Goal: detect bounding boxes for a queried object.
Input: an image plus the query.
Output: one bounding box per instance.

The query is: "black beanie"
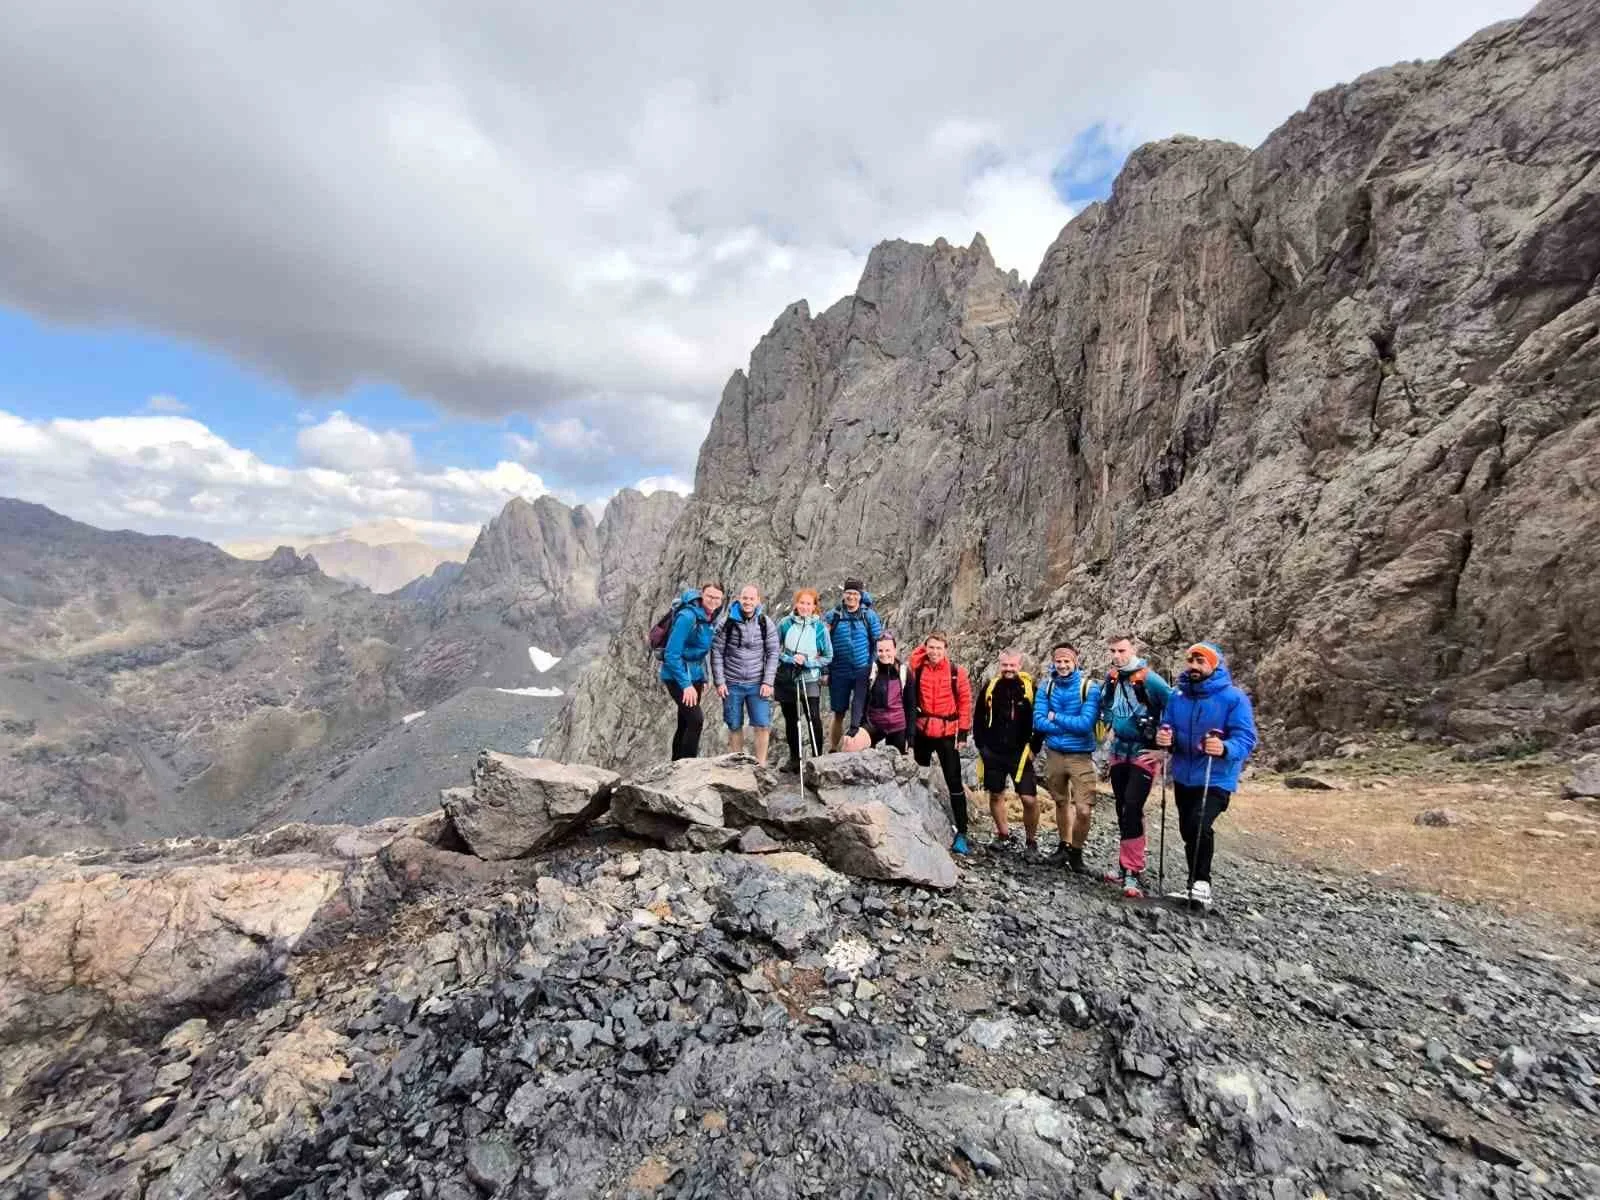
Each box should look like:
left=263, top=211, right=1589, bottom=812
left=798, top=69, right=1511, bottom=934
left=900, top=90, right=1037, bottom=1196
left=843, top=578, right=865, bottom=593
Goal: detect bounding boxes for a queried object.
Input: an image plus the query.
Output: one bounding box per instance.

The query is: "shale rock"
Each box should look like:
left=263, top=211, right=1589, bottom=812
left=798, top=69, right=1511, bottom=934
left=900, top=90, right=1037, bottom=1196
left=803, top=750, right=958, bottom=889
left=443, top=752, right=617, bottom=860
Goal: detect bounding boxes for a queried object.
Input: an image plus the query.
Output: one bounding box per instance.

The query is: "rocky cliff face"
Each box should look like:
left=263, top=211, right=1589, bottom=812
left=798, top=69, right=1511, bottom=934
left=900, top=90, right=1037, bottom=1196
left=550, top=0, right=1600, bottom=769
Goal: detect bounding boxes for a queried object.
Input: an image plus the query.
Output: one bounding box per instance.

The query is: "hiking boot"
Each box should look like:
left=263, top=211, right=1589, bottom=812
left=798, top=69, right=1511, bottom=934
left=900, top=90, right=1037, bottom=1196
left=1023, top=839, right=1040, bottom=861
left=951, top=834, right=972, bottom=856
left=779, top=759, right=800, bottom=775
left=1188, top=880, right=1213, bottom=906
left=989, top=830, right=1017, bottom=853
left=1046, top=842, right=1071, bottom=866
left=1121, top=871, right=1145, bottom=899
left=1066, top=846, right=1087, bottom=875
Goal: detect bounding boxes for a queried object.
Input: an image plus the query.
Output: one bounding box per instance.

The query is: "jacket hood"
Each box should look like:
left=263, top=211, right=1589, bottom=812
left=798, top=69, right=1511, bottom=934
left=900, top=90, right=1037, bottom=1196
left=729, top=603, right=766, bottom=621
left=834, top=591, right=875, bottom=612
left=1180, top=655, right=1235, bottom=697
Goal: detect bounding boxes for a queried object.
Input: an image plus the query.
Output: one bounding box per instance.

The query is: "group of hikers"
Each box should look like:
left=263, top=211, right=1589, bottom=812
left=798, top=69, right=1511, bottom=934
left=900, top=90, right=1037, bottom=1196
left=653, top=579, right=1258, bottom=903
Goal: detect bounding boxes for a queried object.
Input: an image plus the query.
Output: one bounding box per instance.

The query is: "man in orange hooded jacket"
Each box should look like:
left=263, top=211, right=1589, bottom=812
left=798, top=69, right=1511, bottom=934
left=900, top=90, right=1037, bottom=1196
left=909, top=632, right=974, bottom=855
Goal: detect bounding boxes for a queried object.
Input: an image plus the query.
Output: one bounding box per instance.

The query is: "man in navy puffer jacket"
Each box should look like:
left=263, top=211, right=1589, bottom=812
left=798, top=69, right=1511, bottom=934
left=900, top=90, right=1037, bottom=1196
left=1155, top=642, right=1258, bottom=905
left=824, top=579, right=883, bottom=750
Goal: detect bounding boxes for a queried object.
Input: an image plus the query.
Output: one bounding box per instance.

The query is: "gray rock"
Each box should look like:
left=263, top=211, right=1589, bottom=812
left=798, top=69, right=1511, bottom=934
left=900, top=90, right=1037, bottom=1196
left=443, top=752, right=617, bottom=860
left=965, top=1017, right=1017, bottom=1051
left=1564, top=755, right=1600, bottom=799
left=801, top=749, right=959, bottom=889
left=736, top=825, right=783, bottom=854
left=1283, top=775, right=1337, bottom=791
left=611, top=755, right=772, bottom=849
left=464, top=1135, right=521, bottom=1194
left=1414, top=808, right=1467, bottom=827
left=446, top=1046, right=483, bottom=1095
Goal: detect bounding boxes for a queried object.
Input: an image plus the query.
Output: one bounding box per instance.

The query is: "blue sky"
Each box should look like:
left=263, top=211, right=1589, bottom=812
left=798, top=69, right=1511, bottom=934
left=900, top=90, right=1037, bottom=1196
left=0, top=0, right=1526, bottom=545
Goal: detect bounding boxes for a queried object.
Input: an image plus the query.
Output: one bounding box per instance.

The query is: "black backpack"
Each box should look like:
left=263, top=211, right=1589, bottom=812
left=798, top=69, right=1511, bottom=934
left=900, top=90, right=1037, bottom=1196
left=719, top=612, right=771, bottom=650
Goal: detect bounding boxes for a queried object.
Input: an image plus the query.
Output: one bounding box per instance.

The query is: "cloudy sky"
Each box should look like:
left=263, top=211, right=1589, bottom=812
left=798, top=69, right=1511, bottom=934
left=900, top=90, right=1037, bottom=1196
left=1, top=0, right=1525, bottom=545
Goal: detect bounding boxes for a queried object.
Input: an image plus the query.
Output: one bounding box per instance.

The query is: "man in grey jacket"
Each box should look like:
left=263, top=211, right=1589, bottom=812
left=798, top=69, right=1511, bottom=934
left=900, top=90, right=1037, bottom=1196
left=710, top=583, right=781, bottom=765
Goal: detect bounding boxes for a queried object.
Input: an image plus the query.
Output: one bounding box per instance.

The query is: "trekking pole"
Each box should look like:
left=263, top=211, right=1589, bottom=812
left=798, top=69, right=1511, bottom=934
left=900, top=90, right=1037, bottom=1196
left=1157, top=725, right=1172, bottom=898
left=795, top=676, right=809, bottom=792
left=1187, top=728, right=1224, bottom=910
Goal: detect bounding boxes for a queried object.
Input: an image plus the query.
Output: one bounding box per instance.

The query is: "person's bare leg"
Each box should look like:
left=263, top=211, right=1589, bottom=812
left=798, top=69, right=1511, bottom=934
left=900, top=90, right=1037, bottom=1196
left=753, top=727, right=770, bottom=766
left=989, top=792, right=1009, bottom=838
left=727, top=729, right=744, bottom=755
left=1022, top=796, right=1040, bottom=845
left=1056, top=796, right=1075, bottom=845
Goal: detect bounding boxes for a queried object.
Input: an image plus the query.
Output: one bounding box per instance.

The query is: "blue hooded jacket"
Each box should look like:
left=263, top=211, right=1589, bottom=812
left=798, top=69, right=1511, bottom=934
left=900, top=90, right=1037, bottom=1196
left=1032, top=669, right=1102, bottom=754
left=1100, top=658, right=1174, bottom=756
left=659, top=589, right=721, bottom=689
left=825, top=594, right=884, bottom=677
left=1164, top=648, right=1258, bottom=792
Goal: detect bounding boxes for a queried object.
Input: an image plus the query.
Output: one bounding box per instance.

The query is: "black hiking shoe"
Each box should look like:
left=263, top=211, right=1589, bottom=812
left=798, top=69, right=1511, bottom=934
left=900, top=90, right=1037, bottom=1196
left=779, top=759, right=800, bottom=775
left=989, top=830, right=1018, bottom=853
left=1067, top=846, right=1087, bottom=875
left=1046, top=842, right=1071, bottom=866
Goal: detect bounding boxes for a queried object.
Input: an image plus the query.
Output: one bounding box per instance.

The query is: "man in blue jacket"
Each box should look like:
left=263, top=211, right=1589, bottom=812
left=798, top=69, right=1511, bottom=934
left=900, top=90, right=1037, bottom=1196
left=824, top=579, right=883, bottom=751
left=1033, top=642, right=1102, bottom=875
left=660, top=582, right=725, bottom=760
left=1155, top=641, right=1258, bottom=906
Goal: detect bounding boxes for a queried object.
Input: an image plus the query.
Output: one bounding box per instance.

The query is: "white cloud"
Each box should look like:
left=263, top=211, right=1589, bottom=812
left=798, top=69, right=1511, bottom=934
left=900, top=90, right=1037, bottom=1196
left=144, top=393, right=189, bottom=413
left=633, top=475, right=693, bottom=497
left=297, top=410, right=417, bottom=471
left=535, top=416, right=611, bottom=458
left=0, top=408, right=549, bottom=543
left=0, top=0, right=1528, bottom=490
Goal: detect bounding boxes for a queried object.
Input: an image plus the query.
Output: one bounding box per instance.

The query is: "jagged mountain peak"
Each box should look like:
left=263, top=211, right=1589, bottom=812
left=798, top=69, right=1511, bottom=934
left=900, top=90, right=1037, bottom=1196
left=550, top=0, right=1600, bottom=769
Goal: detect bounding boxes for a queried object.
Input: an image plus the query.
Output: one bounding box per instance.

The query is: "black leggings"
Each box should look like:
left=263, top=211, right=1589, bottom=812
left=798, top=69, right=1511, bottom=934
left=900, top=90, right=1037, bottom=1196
left=1109, top=761, right=1156, bottom=841
left=1173, top=782, right=1232, bottom=883
left=664, top=681, right=704, bottom=761
left=914, top=733, right=968, bottom=835
left=868, top=726, right=909, bottom=753
left=779, top=689, right=824, bottom=761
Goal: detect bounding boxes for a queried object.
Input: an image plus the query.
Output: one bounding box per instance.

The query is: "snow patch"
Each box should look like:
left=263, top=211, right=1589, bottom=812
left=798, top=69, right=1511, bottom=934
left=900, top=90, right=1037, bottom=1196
left=497, top=686, right=564, bottom=698
left=527, top=646, right=561, bottom=673
left=402, top=710, right=427, bottom=724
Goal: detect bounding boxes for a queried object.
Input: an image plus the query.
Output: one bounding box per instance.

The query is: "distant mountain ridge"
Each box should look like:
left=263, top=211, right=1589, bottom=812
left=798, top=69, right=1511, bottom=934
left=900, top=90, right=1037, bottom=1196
left=0, top=487, right=688, bottom=856
left=223, top=517, right=476, bottom=594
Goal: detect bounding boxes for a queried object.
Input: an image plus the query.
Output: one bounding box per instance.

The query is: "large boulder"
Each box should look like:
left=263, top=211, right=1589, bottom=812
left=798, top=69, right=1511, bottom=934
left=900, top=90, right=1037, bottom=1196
left=612, top=755, right=773, bottom=850
left=803, top=749, right=959, bottom=889
left=444, top=752, right=618, bottom=860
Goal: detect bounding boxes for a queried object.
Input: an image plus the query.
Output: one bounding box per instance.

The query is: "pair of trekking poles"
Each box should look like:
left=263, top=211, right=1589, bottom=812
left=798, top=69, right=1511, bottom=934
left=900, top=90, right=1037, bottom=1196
left=1156, top=722, right=1224, bottom=911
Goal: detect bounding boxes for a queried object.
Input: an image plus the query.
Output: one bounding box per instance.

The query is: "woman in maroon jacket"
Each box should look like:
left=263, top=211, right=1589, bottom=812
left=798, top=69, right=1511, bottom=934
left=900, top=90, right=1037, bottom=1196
left=909, top=632, right=974, bottom=854
left=846, top=634, right=918, bottom=751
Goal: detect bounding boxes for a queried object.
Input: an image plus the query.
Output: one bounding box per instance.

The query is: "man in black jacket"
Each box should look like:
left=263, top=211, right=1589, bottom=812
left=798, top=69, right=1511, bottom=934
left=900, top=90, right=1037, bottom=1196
left=974, top=649, right=1042, bottom=855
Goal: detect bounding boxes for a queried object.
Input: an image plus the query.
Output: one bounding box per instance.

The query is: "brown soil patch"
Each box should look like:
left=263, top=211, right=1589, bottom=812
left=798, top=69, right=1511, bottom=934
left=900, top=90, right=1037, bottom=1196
left=1226, top=751, right=1599, bottom=930
left=977, top=748, right=1600, bottom=932
left=624, top=1156, right=673, bottom=1192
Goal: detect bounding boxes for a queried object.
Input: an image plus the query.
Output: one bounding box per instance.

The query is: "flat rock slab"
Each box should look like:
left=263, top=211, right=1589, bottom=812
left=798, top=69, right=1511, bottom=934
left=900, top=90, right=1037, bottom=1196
left=445, top=752, right=618, bottom=860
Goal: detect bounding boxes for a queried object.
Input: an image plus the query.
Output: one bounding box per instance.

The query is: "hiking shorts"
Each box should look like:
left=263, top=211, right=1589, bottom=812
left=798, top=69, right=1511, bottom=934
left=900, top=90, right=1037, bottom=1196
left=827, top=670, right=861, bottom=715
left=979, top=747, right=1038, bottom=797
left=722, top=681, right=771, bottom=730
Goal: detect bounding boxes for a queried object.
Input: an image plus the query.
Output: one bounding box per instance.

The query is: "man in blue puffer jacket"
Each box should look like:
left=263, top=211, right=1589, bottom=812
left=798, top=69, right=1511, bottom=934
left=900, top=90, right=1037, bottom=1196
left=1032, top=642, right=1102, bottom=875
left=824, top=578, right=883, bottom=751
left=1155, top=641, right=1258, bottom=905
left=660, top=582, right=725, bottom=760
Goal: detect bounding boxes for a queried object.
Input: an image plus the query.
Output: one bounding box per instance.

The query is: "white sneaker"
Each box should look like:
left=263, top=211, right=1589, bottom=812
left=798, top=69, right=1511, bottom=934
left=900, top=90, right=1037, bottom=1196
left=1189, top=880, right=1213, bottom=905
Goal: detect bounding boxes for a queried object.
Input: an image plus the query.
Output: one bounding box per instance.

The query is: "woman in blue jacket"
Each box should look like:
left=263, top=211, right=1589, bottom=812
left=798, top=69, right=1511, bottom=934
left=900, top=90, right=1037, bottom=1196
left=659, top=583, right=725, bottom=760
left=1155, top=642, right=1258, bottom=905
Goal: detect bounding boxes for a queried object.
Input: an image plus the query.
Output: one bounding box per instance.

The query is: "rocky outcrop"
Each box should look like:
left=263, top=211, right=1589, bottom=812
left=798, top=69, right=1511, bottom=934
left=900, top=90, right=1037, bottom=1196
left=550, top=0, right=1600, bottom=769
left=442, top=751, right=618, bottom=859
left=610, top=751, right=958, bottom=887
left=0, top=813, right=471, bottom=1042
